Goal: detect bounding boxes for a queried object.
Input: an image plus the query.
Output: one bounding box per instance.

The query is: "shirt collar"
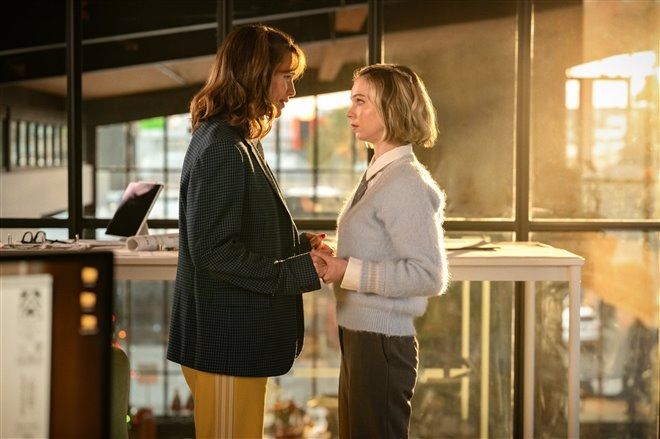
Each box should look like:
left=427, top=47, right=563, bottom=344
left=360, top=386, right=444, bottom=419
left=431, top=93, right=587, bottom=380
left=366, top=144, right=413, bottom=180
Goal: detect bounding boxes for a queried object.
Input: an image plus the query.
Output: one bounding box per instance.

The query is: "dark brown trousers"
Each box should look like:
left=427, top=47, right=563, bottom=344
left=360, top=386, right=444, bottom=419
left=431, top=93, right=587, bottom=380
left=338, top=326, right=419, bottom=439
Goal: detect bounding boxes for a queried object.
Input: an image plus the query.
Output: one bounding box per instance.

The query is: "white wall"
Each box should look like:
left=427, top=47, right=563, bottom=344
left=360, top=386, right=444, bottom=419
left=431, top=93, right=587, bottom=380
left=0, top=164, right=93, bottom=217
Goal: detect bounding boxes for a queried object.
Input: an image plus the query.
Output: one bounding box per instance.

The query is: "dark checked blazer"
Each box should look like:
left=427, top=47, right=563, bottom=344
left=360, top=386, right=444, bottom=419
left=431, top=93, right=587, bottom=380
left=167, top=117, right=321, bottom=377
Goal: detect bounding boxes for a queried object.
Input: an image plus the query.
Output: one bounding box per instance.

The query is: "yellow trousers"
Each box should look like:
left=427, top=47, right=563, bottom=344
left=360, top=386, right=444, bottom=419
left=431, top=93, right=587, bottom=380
left=182, top=366, right=267, bottom=438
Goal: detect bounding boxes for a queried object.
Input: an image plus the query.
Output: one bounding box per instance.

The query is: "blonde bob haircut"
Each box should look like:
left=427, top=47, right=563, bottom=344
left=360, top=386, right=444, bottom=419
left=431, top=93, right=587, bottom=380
left=190, top=25, right=306, bottom=138
left=354, top=64, right=438, bottom=148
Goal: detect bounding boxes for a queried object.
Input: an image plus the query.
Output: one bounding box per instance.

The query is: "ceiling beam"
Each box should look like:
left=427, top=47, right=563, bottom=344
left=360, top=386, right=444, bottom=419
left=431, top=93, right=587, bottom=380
left=1, top=8, right=367, bottom=85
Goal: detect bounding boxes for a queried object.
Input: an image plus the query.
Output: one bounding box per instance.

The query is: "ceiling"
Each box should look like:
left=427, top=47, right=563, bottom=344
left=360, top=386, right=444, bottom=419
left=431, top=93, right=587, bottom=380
left=0, top=0, right=533, bottom=101
left=1, top=0, right=369, bottom=99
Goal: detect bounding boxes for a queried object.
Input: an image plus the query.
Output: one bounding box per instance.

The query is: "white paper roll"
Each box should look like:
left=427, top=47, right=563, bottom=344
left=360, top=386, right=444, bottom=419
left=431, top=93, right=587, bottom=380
left=126, top=233, right=179, bottom=251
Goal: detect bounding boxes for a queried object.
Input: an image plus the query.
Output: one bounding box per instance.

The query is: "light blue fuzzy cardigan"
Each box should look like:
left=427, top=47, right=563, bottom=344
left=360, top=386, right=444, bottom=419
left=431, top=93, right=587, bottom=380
left=333, top=154, right=449, bottom=336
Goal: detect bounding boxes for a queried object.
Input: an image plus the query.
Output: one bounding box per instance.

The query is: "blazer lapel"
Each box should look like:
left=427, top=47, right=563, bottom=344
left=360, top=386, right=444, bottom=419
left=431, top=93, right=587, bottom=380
left=241, top=138, right=296, bottom=221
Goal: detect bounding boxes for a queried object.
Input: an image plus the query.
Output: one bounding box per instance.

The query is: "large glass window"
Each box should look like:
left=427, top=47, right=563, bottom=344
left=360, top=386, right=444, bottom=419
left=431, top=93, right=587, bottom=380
left=531, top=231, right=659, bottom=438
left=94, top=115, right=188, bottom=223
left=0, top=117, right=69, bottom=218
left=384, top=2, right=518, bottom=220
left=531, top=1, right=659, bottom=220
left=263, top=91, right=366, bottom=218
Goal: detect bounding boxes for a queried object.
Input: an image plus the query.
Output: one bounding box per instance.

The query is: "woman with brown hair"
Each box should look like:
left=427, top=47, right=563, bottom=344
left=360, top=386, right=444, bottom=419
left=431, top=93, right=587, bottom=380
left=167, top=24, right=329, bottom=438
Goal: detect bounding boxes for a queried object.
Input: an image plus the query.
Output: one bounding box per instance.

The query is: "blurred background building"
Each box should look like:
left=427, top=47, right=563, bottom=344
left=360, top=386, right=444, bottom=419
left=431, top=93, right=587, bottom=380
left=1, top=1, right=658, bottom=438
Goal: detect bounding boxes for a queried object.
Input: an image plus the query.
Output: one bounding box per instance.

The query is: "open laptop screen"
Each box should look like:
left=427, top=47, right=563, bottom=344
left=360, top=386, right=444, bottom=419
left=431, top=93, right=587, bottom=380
left=105, top=181, right=163, bottom=238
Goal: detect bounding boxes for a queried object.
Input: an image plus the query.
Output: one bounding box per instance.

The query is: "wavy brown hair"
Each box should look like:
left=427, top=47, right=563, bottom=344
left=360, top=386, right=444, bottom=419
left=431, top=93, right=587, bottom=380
left=354, top=64, right=438, bottom=148
left=190, top=25, right=306, bottom=138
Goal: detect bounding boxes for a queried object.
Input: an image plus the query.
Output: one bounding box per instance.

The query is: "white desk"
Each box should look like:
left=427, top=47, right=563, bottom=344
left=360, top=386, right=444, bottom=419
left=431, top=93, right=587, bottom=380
left=447, top=242, right=584, bottom=439
left=113, top=242, right=584, bottom=439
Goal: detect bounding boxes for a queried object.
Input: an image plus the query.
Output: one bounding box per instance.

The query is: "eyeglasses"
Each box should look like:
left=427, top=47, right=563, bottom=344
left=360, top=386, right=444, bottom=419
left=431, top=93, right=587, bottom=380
left=20, top=231, right=68, bottom=245
left=21, top=231, right=47, bottom=244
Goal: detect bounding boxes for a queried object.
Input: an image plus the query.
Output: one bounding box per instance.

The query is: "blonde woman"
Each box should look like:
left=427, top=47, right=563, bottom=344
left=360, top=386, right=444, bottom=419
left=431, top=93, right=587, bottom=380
left=167, top=25, right=329, bottom=438
left=313, top=64, right=449, bottom=438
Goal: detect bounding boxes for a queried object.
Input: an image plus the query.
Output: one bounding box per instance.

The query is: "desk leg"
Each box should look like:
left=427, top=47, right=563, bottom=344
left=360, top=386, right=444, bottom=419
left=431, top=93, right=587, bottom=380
left=568, top=267, right=581, bottom=438
left=480, top=281, right=491, bottom=438
left=461, top=281, right=470, bottom=422
left=523, top=281, right=535, bottom=439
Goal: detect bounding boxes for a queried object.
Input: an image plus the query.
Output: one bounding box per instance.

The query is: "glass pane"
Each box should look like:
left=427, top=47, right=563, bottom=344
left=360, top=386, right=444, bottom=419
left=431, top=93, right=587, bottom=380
left=1, top=122, right=69, bottom=217
left=97, top=124, right=127, bottom=167
left=113, top=281, right=130, bottom=352
left=36, top=123, right=45, bottom=167
left=165, top=114, right=190, bottom=169
left=164, top=170, right=181, bottom=220
left=259, top=30, right=368, bottom=222
left=18, top=121, right=27, bottom=167
left=53, top=126, right=62, bottom=166
left=60, top=125, right=67, bottom=166
left=532, top=231, right=659, bottom=438
left=134, top=117, right=165, bottom=169
left=279, top=171, right=314, bottom=217
left=317, top=171, right=362, bottom=217
left=27, top=122, right=36, bottom=167
left=415, top=280, right=515, bottom=439
left=317, top=91, right=363, bottom=171
left=267, top=96, right=316, bottom=172
left=127, top=281, right=167, bottom=416
left=95, top=170, right=128, bottom=218
left=265, top=284, right=340, bottom=436
left=94, top=119, right=177, bottom=220
left=0, top=118, right=4, bottom=168
left=44, top=125, right=53, bottom=166
left=384, top=2, right=517, bottom=220
left=531, top=1, right=659, bottom=219
left=417, top=232, right=515, bottom=438
left=9, top=120, right=17, bottom=167
left=263, top=91, right=367, bottom=220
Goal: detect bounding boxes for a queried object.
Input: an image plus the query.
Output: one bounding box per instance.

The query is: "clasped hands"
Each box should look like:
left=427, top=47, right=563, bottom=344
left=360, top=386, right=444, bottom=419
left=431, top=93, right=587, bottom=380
left=304, top=232, right=347, bottom=284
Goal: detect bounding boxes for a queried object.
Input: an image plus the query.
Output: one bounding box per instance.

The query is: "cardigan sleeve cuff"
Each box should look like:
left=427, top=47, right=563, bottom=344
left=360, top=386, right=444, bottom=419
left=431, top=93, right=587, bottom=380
left=359, top=260, right=384, bottom=294
left=340, top=257, right=362, bottom=291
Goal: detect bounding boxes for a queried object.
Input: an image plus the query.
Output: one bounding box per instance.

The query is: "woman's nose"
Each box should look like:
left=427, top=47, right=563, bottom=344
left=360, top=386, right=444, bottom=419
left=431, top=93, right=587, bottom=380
left=288, top=82, right=296, bottom=97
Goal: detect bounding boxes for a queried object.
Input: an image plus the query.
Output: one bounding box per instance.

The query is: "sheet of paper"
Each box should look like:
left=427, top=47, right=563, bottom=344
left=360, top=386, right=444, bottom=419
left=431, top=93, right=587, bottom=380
left=1, top=274, right=53, bottom=439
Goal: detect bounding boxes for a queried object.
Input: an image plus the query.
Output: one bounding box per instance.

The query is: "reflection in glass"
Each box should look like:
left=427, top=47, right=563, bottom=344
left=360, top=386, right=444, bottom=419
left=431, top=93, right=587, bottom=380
left=262, top=91, right=365, bottom=219
left=532, top=231, right=659, bottom=438
left=532, top=1, right=659, bottom=220
left=384, top=2, right=517, bottom=220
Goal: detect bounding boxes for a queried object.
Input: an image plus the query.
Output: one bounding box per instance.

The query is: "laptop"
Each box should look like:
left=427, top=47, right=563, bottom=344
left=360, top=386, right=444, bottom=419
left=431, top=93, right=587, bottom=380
left=78, top=181, right=164, bottom=247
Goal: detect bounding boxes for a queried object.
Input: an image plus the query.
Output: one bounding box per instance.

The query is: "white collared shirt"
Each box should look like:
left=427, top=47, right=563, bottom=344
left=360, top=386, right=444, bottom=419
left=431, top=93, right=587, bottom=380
left=340, top=144, right=413, bottom=291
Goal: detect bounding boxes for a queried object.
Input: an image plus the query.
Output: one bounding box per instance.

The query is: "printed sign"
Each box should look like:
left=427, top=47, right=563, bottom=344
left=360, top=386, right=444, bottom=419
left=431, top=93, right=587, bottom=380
left=1, top=274, right=53, bottom=438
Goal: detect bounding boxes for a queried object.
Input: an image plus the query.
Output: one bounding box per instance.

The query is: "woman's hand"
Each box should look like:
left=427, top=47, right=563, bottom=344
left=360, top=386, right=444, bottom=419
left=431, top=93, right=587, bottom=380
left=305, top=232, right=335, bottom=256
left=311, top=249, right=328, bottom=279
left=311, top=250, right=347, bottom=284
